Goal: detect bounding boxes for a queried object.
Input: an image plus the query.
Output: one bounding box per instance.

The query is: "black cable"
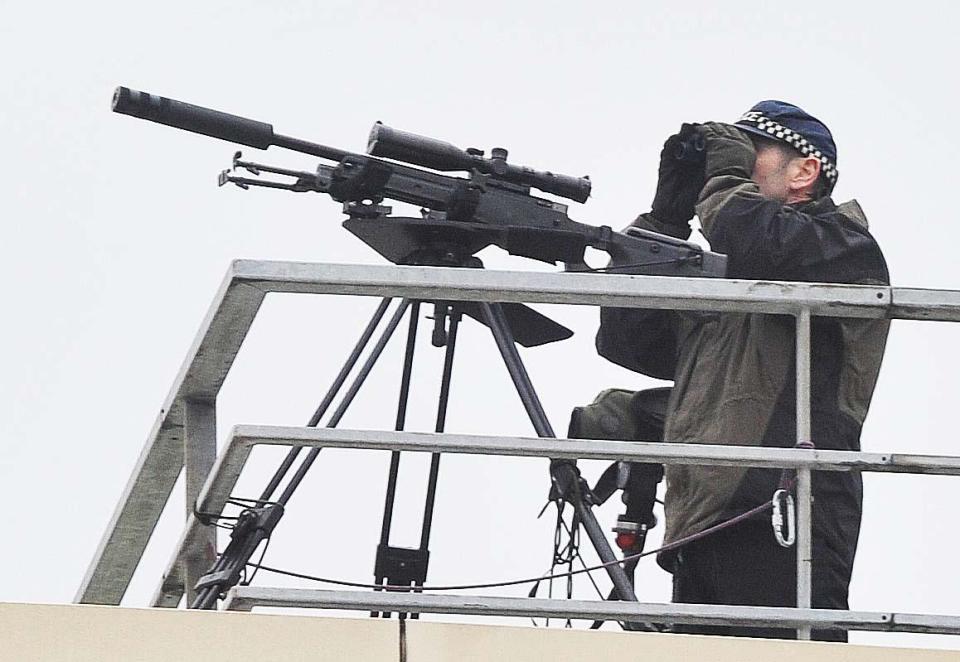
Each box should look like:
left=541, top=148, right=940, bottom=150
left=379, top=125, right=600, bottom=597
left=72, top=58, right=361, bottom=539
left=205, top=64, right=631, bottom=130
left=195, top=496, right=282, bottom=528
left=229, top=497, right=281, bottom=506
left=243, top=536, right=272, bottom=586
left=567, top=256, right=702, bottom=274
left=565, top=512, right=576, bottom=615
left=197, top=514, right=236, bottom=528
left=558, top=517, right=606, bottom=602
left=245, top=500, right=772, bottom=593
left=532, top=508, right=610, bottom=628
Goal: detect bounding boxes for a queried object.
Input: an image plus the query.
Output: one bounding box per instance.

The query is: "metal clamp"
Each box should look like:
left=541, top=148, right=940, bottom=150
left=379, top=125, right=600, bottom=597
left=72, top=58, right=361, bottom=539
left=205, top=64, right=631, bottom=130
left=771, top=488, right=796, bottom=547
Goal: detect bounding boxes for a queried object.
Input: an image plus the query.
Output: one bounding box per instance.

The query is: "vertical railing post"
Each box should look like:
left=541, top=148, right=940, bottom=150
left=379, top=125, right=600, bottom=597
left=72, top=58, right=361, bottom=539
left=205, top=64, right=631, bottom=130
left=795, top=308, right=813, bottom=640
left=184, top=398, right=218, bottom=607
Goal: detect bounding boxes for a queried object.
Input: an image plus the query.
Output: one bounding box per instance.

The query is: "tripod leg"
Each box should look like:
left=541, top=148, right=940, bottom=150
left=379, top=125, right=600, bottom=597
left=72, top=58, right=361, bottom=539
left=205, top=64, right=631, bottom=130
left=480, top=302, right=554, bottom=436
left=276, top=299, right=413, bottom=505
left=374, top=302, right=421, bottom=617
left=479, top=302, right=645, bottom=625
left=378, top=301, right=421, bottom=550
left=420, top=306, right=461, bottom=549
left=374, top=304, right=461, bottom=619
left=259, top=298, right=394, bottom=503
left=409, top=305, right=462, bottom=618
left=591, top=557, right=640, bottom=630
left=189, top=300, right=411, bottom=610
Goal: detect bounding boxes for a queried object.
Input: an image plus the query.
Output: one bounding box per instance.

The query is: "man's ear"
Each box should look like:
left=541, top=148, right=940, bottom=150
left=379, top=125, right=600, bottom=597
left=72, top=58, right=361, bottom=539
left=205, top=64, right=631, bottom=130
left=790, top=156, right=821, bottom=192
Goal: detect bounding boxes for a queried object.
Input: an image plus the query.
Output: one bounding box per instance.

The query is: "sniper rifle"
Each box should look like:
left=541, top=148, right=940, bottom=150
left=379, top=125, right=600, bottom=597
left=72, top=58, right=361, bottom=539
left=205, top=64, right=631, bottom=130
left=111, top=86, right=725, bottom=278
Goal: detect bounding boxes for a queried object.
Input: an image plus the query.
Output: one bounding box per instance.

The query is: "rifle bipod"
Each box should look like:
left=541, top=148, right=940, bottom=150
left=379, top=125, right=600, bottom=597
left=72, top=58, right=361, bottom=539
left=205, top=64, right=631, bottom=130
left=188, top=272, right=646, bottom=628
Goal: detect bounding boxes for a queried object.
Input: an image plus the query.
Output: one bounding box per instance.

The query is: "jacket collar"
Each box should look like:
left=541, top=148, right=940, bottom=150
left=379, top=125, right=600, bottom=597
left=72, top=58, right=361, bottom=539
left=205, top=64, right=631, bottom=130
left=792, top=196, right=836, bottom=214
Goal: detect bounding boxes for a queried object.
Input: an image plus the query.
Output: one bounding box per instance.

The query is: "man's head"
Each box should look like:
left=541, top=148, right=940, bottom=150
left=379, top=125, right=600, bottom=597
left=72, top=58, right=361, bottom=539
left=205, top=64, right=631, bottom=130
left=734, top=100, right=838, bottom=204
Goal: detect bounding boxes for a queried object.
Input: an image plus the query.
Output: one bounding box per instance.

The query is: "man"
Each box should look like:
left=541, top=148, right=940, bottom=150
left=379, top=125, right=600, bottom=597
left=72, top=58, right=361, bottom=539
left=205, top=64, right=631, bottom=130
left=596, top=101, right=890, bottom=640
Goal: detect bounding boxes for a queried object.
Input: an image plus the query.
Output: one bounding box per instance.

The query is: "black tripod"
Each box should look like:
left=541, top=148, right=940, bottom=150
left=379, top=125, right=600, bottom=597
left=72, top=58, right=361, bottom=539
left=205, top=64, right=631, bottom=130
left=190, top=247, right=641, bottom=623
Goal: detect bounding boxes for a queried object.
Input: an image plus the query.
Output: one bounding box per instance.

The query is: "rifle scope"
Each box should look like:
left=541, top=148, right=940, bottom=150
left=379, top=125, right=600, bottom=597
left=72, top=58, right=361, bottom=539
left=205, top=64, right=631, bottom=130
left=367, top=122, right=591, bottom=203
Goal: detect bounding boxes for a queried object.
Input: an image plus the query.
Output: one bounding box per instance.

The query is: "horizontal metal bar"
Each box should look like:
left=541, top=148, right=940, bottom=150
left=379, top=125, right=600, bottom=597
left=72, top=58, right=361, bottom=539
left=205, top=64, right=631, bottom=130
left=233, top=260, right=894, bottom=318
left=229, top=425, right=960, bottom=475
left=221, top=587, right=960, bottom=636
left=890, top=287, right=960, bottom=321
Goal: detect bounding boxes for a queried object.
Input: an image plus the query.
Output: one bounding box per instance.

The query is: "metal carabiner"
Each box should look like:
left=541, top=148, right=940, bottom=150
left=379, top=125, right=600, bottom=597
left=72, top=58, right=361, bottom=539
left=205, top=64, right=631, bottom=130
left=771, top=488, right=796, bottom=548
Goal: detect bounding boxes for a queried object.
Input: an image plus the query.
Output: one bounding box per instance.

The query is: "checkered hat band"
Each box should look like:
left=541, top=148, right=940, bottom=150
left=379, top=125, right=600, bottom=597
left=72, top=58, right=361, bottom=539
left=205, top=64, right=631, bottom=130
left=738, top=112, right=838, bottom=182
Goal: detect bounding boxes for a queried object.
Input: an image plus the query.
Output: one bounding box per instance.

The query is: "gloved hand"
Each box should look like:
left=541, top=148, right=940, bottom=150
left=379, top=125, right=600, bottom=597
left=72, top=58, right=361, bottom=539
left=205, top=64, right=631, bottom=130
left=699, top=121, right=756, bottom=180
left=650, top=123, right=705, bottom=228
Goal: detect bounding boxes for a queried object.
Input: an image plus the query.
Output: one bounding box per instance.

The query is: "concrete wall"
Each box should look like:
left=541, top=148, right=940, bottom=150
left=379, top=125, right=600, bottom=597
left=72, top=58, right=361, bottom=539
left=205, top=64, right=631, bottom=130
left=3, top=602, right=957, bottom=662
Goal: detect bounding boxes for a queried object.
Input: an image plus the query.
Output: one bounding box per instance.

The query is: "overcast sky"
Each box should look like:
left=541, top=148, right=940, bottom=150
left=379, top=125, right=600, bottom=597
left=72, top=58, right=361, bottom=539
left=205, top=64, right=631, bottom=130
left=3, top=0, right=960, bottom=651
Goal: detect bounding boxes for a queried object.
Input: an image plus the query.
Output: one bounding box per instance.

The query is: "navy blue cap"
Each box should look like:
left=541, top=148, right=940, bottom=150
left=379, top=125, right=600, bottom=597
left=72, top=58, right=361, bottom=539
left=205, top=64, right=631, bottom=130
left=735, top=100, right=838, bottom=187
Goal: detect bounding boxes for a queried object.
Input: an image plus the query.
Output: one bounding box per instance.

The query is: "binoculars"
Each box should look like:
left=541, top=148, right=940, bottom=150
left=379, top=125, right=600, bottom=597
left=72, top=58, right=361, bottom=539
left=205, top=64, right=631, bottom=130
left=674, top=131, right=706, bottom=164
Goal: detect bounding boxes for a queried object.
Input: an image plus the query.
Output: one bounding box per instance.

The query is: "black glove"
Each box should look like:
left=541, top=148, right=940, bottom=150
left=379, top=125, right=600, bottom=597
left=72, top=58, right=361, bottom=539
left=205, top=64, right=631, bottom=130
left=650, top=123, right=706, bottom=227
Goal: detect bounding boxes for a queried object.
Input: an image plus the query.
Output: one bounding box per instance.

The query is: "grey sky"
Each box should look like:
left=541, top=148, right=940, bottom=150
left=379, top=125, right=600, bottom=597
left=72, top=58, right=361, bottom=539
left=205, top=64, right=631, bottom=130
left=2, top=0, right=959, bottom=650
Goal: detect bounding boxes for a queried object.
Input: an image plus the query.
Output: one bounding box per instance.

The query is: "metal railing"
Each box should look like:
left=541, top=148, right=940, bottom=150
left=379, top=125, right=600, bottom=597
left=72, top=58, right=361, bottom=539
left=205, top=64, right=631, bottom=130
left=75, top=260, right=960, bottom=640
left=206, top=427, right=960, bottom=636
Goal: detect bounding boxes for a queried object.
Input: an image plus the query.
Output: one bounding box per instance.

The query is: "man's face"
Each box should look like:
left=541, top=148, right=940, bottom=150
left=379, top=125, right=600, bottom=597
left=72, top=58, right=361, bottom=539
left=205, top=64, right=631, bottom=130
left=751, top=142, right=794, bottom=202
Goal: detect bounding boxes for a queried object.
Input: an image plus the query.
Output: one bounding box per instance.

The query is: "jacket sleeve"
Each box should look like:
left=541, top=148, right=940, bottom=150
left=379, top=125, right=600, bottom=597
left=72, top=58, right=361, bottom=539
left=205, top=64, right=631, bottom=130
left=595, top=212, right=681, bottom=380
left=695, top=126, right=888, bottom=284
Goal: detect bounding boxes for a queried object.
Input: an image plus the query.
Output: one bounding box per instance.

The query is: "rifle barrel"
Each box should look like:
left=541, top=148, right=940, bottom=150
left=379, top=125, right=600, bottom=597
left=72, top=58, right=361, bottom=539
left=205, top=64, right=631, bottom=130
left=112, top=87, right=350, bottom=161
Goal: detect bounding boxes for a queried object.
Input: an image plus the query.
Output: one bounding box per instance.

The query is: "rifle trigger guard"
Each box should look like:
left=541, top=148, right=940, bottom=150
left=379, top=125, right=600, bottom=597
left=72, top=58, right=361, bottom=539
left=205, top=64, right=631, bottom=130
left=597, top=225, right=613, bottom=251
